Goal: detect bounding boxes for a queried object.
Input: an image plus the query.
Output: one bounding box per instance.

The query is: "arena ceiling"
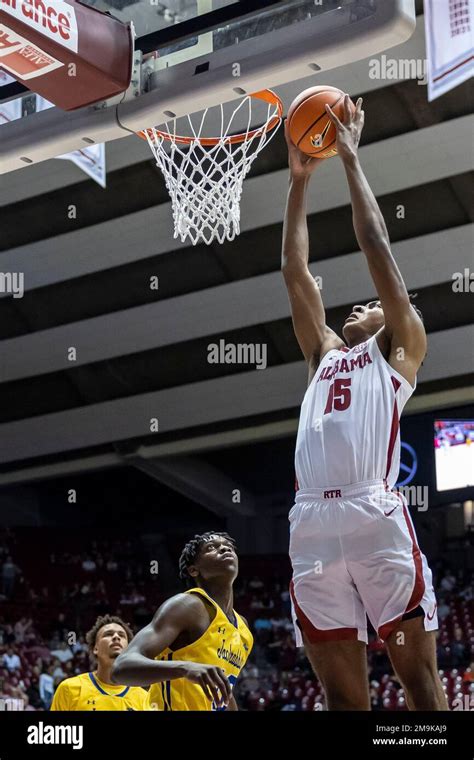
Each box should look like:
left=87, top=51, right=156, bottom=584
left=0, top=3, right=472, bottom=504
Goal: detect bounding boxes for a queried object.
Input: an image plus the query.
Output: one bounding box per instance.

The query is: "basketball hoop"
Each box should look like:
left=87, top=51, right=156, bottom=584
left=137, top=90, right=283, bottom=246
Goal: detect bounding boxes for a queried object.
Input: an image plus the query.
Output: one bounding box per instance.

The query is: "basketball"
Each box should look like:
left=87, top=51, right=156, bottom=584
left=287, top=85, right=355, bottom=158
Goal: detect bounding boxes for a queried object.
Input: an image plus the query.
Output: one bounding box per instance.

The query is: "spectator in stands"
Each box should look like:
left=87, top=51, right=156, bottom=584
left=52, top=658, right=66, bottom=681
left=237, top=665, right=260, bottom=696
left=71, top=635, right=87, bottom=656
left=451, top=627, right=467, bottom=667
left=370, top=682, right=383, bottom=710
left=254, top=615, right=272, bottom=633
left=248, top=576, right=264, bottom=592
left=279, top=634, right=297, bottom=670
left=1, top=555, right=20, bottom=599
left=13, top=617, right=33, bottom=644
left=50, top=641, right=74, bottom=664
left=462, top=662, right=473, bottom=683
left=68, top=583, right=80, bottom=601
left=25, top=583, right=39, bottom=605
left=38, top=587, right=50, bottom=605
left=39, top=665, right=55, bottom=709
left=106, top=555, right=118, bottom=572
left=81, top=555, right=97, bottom=573
left=95, top=579, right=108, bottom=598
left=440, top=571, right=456, bottom=592
left=26, top=675, right=43, bottom=710
left=2, top=646, right=21, bottom=672
left=0, top=623, right=15, bottom=646
left=119, top=584, right=145, bottom=606
left=281, top=701, right=298, bottom=711
left=280, top=587, right=291, bottom=615
left=250, top=595, right=264, bottom=611
left=261, top=595, right=275, bottom=611
left=460, top=577, right=473, bottom=601
left=437, top=599, right=450, bottom=620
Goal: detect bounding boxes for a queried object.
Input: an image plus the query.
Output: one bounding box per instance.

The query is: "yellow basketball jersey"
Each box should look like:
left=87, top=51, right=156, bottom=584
left=147, top=588, right=253, bottom=711
left=50, top=672, right=148, bottom=711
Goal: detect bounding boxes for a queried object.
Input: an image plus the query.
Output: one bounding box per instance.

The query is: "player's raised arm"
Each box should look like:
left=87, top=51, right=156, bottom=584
left=111, top=594, right=231, bottom=706
left=282, top=120, right=344, bottom=368
left=326, top=96, right=426, bottom=382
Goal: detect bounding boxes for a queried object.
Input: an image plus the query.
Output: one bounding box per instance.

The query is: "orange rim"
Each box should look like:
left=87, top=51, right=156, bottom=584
left=137, top=89, right=283, bottom=146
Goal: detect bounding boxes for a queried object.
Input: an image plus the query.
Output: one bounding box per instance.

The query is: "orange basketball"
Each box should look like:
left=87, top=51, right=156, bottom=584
left=287, top=86, right=355, bottom=158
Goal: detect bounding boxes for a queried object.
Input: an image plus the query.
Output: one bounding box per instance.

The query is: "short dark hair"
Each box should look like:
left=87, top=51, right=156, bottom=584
left=85, top=614, right=133, bottom=654
left=178, top=532, right=237, bottom=587
left=408, top=292, right=423, bottom=322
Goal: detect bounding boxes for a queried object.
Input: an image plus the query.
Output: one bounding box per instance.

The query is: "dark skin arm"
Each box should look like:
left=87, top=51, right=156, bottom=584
left=281, top=120, right=344, bottom=381
left=326, top=96, right=426, bottom=386
left=111, top=593, right=231, bottom=707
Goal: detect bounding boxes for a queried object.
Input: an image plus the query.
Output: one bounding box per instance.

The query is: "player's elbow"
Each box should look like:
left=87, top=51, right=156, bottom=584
left=281, top=258, right=308, bottom=281
left=359, top=229, right=391, bottom=258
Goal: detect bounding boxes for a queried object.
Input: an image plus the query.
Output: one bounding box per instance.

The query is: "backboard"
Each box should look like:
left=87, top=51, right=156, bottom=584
left=81, top=0, right=218, bottom=39
left=0, top=0, right=417, bottom=172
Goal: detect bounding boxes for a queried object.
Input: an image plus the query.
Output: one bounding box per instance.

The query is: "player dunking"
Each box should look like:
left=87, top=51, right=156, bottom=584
left=282, top=96, right=447, bottom=711
left=111, top=533, right=253, bottom=710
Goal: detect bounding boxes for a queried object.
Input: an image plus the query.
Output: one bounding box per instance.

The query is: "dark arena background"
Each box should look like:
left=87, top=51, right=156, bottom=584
left=0, top=0, right=473, bottom=754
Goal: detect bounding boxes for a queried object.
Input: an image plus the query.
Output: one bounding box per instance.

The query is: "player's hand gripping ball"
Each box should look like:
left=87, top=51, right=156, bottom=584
left=287, top=85, right=356, bottom=158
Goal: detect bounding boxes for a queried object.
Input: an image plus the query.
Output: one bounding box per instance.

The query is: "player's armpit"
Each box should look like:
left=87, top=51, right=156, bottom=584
left=378, top=317, right=426, bottom=387
left=307, top=330, right=345, bottom=384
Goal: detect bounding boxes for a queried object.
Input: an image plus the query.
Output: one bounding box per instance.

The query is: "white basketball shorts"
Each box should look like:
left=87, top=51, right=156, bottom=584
left=289, top=479, right=438, bottom=644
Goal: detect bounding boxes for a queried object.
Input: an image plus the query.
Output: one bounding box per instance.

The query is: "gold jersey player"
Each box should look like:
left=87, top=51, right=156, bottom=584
left=112, top=533, right=253, bottom=710
left=50, top=615, right=147, bottom=711
left=282, top=96, right=447, bottom=711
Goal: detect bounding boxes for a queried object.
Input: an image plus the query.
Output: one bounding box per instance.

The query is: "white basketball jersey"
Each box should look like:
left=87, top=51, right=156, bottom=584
left=295, top=334, right=416, bottom=489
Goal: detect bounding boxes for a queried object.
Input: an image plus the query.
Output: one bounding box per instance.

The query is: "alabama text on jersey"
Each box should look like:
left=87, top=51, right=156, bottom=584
left=295, top=334, right=415, bottom=489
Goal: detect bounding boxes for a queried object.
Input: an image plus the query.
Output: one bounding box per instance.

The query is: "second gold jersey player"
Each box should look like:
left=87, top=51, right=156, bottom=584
left=51, top=615, right=147, bottom=711
left=112, top=533, right=253, bottom=710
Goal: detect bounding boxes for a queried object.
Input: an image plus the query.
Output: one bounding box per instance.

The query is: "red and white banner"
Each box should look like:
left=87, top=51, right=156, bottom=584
left=0, top=24, right=63, bottom=79
left=0, top=0, right=78, bottom=52
left=424, top=0, right=474, bottom=100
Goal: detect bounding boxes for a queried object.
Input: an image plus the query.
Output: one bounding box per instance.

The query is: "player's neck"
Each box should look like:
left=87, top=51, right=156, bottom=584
left=94, top=662, right=114, bottom=685
left=346, top=332, right=373, bottom=349
left=200, top=580, right=234, bottom=617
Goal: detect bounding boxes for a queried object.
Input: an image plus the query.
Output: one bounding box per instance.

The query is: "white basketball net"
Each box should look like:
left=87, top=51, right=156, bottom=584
left=143, top=93, right=282, bottom=246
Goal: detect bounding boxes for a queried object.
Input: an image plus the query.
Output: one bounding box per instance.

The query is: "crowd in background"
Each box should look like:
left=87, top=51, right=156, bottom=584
left=1, top=529, right=473, bottom=711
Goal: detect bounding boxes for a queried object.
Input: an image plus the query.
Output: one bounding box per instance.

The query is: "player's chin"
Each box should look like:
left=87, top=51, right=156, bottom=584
left=342, top=322, right=357, bottom=341
left=216, top=557, right=238, bottom=576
